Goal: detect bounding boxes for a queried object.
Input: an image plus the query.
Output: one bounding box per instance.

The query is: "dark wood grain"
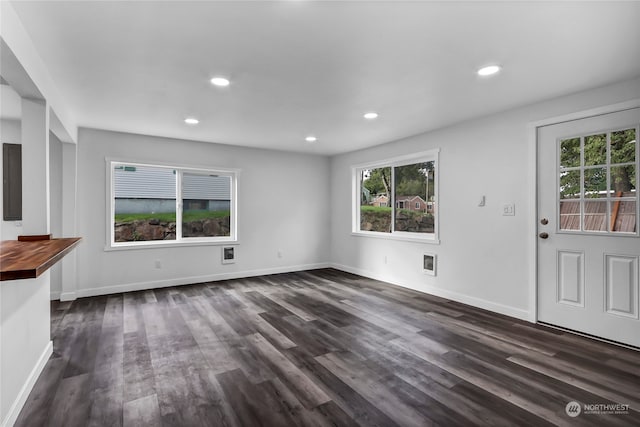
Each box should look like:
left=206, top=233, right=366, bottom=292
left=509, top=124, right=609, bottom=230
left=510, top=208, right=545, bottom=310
left=0, top=237, right=81, bottom=281
left=14, top=268, right=640, bottom=426
left=17, top=234, right=52, bottom=241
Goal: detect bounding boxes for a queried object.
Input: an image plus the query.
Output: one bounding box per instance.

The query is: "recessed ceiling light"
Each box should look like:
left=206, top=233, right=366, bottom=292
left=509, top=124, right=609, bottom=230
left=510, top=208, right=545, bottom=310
left=184, top=117, right=199, bottom=125
left=210, top=77, right=230, bottom=87
left=364, top=112, right=378, bottom=120
left=305, top=136, right=317, bottom=143
left=477, top=65, right=501, bottom=76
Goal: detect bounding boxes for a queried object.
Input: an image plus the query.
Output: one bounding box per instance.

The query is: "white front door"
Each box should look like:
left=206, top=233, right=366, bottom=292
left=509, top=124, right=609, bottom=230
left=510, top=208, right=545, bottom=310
left=537, top=107, right=640, bottom=347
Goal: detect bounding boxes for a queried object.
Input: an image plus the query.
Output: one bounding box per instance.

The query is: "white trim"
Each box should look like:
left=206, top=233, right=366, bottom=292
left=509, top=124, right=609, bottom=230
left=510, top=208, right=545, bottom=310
left=1, top=341, right=52, bottom=427
left=528, top=98, right=640, bottom=324
left=104, top=238, right=240, bottom=251
left=527, top=120, right=538, bottom=323
left=530, top=99, right=640, bottom=129
left=537, top=322, right=640, bottom=352
left=50, top=291, right=60, bottom=301
left=72, top=263, right=330, bottom=299
left=351, top=231, right=440, bottom=244
left=351, top=148, right=440, bottom=170
left=330, top=263, right=530, bottom=321
left=105, top=157, right=242, bottom=176
left=60, top=292, right=76, bottom=302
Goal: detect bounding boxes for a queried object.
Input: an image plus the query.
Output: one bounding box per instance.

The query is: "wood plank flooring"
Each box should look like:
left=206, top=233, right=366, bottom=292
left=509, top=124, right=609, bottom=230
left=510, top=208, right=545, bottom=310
left=15, top=269, right=640, bottom=426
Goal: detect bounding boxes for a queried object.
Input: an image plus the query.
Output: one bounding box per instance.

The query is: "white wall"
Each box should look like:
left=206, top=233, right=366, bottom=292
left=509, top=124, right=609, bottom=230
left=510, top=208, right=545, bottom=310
left=0, top=106, right=53, bottom=427
left=330, top=76, right=640, bottom=320
left=0, top=1, right=77, bottom=143
left=74, top=128, right=331, bottom=298
left=0, top=273, right=52, bottom=427
left=0, top=118, right=23, bottom=241
left=49, top=131, right=63, bottom=298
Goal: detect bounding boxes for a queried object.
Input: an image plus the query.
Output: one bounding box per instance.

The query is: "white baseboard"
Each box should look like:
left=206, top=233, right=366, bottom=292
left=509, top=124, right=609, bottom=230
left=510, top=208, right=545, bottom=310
left=59, top=292, right=76, bottom=302
left=51, top=292, right=77, bottom=302
left=330, top=263, right=531, bottom=321
left=74, top=263, right=330, bottom=299
left=1, top=341, right=53, bottom=427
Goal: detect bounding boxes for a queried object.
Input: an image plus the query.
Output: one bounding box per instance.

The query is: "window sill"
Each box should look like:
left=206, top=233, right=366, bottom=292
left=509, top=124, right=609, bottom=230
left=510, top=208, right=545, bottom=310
left=105, top=239, right=238, bottom=251
left=351, top=231, right=440, bottom=244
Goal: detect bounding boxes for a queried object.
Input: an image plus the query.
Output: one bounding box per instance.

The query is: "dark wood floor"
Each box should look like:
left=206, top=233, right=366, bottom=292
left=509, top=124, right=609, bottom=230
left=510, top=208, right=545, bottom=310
left=15, top=269, right=640, bottom=426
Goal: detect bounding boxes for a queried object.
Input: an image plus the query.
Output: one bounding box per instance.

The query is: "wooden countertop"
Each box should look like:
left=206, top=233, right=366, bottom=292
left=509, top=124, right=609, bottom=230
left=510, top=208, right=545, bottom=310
left=0, top=237, right=82, bottom=281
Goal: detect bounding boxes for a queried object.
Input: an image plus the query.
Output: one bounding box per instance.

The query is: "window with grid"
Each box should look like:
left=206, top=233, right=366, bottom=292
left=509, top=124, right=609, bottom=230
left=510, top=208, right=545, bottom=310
left=558, top=127, right=638, bottom=234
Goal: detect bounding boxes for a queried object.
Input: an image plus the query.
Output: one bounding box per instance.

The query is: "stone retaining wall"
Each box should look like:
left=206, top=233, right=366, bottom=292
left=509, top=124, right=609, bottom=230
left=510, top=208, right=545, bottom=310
left=115, top=217, right=230, bottom=242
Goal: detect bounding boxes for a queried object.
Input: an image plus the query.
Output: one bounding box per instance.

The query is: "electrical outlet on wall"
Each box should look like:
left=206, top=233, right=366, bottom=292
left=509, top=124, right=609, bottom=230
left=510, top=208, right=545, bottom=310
left=502, top=203, right=515, bottom=216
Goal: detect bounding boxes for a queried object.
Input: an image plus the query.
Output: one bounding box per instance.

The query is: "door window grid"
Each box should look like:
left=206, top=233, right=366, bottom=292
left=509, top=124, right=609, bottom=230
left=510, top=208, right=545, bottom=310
left=557, top=126, right=638, bottom=235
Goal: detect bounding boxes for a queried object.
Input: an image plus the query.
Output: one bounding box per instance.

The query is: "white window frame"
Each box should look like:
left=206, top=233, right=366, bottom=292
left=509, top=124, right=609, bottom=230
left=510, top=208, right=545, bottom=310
left=106, top=159, right=238, bottom=250
left=352, top=149, right=439, bottom=243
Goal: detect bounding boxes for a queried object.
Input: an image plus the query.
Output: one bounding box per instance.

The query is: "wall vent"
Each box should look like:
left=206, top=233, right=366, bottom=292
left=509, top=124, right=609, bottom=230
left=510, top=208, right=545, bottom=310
left=222, top=246, right=236, bottom=264
left=423, top=253, right=436, bottom=276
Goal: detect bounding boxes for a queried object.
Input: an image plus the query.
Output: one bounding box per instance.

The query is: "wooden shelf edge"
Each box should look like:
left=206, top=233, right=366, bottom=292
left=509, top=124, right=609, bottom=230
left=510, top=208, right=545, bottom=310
left=0, top=237, right=82, bottom=282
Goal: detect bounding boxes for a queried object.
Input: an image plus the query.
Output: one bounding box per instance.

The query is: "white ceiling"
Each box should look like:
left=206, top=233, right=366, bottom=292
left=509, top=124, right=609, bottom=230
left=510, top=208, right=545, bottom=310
left=8, top=1, right=640, bottom=155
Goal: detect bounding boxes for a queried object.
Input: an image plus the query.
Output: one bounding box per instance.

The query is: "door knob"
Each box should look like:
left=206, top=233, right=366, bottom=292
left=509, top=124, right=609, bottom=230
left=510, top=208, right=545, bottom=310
left=539, top=232, right=549, bottom=239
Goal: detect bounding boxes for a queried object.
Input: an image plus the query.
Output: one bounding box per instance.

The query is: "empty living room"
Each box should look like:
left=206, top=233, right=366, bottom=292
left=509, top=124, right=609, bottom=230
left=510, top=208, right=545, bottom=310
left=1, top=1, right=639, bottom=426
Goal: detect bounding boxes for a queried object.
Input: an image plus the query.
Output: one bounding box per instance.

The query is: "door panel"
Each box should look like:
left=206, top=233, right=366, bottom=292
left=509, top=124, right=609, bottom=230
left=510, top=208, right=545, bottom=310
left=604, top=254, right=638, bottom=319
left=537, top=108, right=640, bottom=347
left=557, top=250, right=584, bottom=307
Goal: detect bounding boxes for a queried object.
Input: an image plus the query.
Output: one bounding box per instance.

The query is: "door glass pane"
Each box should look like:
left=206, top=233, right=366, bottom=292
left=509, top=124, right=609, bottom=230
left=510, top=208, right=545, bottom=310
left=610, top=165, right=636, bottom=196
left=360, top=167, right=392, bottom=233
left=584, top=133, right=606, bottom=166
left=182, top=173, right=231, bottom=237
left=610, top=200, right=637, bottom=233
left=559, top=201, right=581, bottom=231
left=556, top=126, right=638, bottom=236
left=611, top=129, right=636, bottom=164
left=113, top=165, right=177, bottom=242
left=559, top=170, right=580, bottom=199
left=584, top=168, right=606, bottom=198
left=584, top=200, right=607, bottom=231
left=560, top=137, right=580, bottom=168
left=394, top=161, right=435, bottom=234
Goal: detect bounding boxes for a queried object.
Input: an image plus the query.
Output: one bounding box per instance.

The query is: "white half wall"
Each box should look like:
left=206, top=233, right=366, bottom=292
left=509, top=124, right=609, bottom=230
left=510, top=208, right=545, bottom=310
left=330, top=76, right=640, bottom=321
left=0, top=273, right=52, bottom=427
left=75, top=128, right=331, bottom=298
